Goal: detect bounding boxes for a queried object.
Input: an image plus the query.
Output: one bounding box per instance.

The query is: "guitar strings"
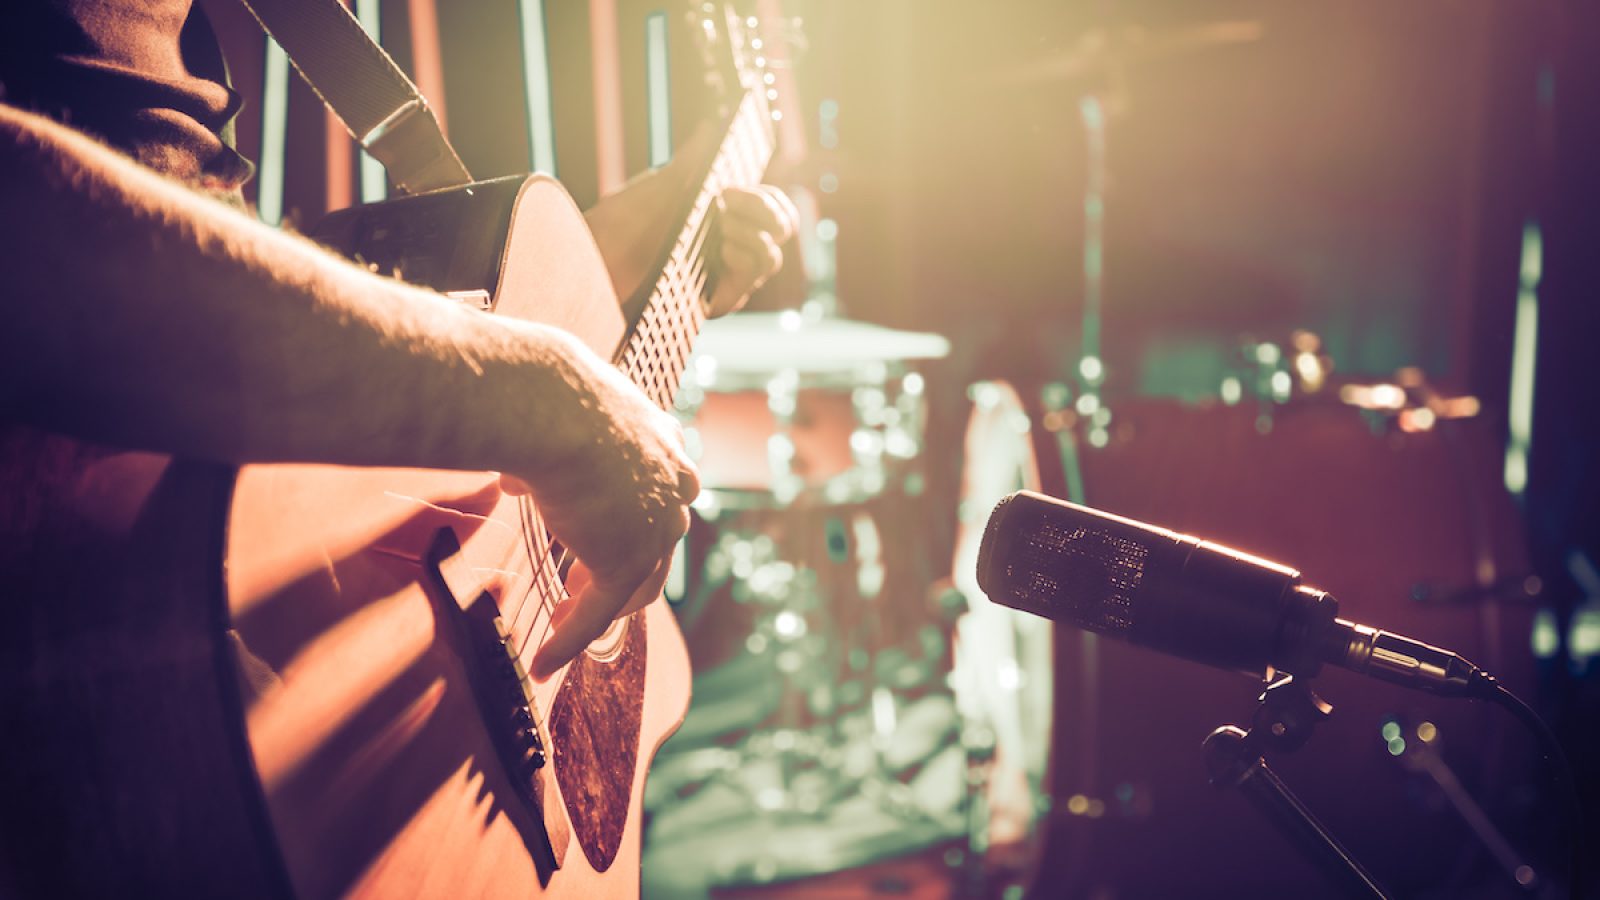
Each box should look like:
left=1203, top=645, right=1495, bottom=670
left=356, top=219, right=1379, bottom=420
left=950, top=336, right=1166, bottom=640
left=503, top=117, right=764, bottom=675
left=489, top=117, right=767, bottom=730
left=498, top=200, right=715, bottom=646
left=496, top=263, right=715, bottom=728
left=495, top=254, right=711, bottom=667
left=506, top=257, right=716, bottom=681
left=507, top=229, right=717, bottom=661
left=502, top=116, right=763, bottom=669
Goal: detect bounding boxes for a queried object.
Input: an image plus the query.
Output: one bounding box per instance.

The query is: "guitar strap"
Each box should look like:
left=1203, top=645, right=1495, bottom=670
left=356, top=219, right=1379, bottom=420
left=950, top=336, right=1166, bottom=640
left=233, top=0, right=473, bottom=194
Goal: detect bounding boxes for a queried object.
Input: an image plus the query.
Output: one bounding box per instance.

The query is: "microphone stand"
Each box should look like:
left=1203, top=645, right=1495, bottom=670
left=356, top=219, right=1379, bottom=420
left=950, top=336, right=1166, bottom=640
left=1203, top=675, right=1394, bottom=900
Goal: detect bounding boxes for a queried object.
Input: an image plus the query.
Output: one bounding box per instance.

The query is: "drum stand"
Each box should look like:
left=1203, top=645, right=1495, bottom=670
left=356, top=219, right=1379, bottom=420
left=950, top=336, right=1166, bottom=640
left=1203, top=675, right=1394, bottom=900
left=750, top=543, right=951, bottom=825
left=646, top=318, right=967, bottom=890
left=688, top=493, right=957, bottom=822
left=701, top=358, right=953, bottom=812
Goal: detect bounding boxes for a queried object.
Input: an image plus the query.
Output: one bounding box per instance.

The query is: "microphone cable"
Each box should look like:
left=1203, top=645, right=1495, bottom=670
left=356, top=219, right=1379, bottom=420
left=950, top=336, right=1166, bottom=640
left=1473, top=671, right=1586, bottom=900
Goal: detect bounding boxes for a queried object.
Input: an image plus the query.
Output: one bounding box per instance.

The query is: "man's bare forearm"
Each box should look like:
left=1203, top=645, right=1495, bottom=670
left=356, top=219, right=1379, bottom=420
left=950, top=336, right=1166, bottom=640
left=0, top=103, right=597, bottom=476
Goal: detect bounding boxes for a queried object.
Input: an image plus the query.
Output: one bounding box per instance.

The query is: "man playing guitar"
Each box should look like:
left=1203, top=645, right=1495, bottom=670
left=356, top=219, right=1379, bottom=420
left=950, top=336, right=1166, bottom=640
left=1, top=3, right=796, bottom=894
left=0, top=0, right=796, bottom=682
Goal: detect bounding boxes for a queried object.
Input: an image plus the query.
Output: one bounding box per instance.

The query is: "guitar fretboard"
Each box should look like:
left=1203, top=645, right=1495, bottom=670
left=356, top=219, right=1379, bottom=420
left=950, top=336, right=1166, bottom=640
left=617, top=87, right=775, bottom=411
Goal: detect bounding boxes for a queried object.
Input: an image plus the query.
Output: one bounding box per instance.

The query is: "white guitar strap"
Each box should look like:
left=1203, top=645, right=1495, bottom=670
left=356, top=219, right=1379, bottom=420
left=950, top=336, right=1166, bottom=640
left=233, top=0, right=473, bottom=194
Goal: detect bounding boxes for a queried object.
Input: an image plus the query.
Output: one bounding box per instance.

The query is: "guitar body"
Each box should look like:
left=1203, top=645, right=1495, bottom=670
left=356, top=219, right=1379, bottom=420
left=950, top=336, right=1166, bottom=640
left=0, top=178, right=690, bottom=898
left=2, top=10, right=776, bottom=893
left=228, top=175, right=690, bottom=898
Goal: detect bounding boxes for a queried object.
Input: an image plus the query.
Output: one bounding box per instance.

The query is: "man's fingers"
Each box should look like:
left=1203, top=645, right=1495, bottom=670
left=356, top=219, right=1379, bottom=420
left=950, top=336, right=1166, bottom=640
left=531, top=575, right=636, bottom=679
left=678, top=463, right=701, bottom=504
left=506, top=317, right=698, bottom=683
left=532, top=506, right=687, bottom=680
left=720, top=219, right=773, bottom=257
left=655, top=410, right=700, bottom=497
left=718, top=238, right=760, bottom=278
left=721, top=186, right=798, bottom=243
left=707, top=186, right=794, bottom=318
left=756, top=230, right=783, bottom=277
left=619, top=557, right=672, bottom=618
left=556, top=563, right=594, bottom=621
left=761, top=185, right=800, bottom=242
left=719, top=230, right=782, bottom=284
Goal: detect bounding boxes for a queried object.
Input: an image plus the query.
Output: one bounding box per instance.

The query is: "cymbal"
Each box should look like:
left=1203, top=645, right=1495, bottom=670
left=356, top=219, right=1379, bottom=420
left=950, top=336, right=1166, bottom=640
left=692, top=312, right=950, bottom=379
left=984, top=20, right=1265, bottom=89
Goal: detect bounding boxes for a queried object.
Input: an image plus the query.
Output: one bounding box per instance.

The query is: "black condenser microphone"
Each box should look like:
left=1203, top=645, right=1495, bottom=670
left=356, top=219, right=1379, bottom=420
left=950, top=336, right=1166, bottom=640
left=976, top=490, right=1490, bottom=697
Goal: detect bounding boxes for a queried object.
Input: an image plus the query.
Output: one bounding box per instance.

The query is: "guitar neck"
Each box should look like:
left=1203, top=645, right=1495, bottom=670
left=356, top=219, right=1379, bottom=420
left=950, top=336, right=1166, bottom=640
left=616, top=86, right=776, bottom=410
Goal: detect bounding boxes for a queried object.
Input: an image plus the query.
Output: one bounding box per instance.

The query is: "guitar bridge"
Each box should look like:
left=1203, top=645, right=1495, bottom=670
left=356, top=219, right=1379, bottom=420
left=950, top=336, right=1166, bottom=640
left=485, top=614, right=550, bottom=777
left=422, top=527, right=569, bottom=875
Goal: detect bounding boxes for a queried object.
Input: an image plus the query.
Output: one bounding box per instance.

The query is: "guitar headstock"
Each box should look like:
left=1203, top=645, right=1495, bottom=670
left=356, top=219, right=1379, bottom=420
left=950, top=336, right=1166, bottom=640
left=691, top=3, right=796, bottom=139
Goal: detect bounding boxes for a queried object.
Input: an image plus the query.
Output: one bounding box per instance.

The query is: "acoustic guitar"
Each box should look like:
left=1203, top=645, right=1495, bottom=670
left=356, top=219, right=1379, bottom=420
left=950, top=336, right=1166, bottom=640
left=0, top=8, right=774, bottom=897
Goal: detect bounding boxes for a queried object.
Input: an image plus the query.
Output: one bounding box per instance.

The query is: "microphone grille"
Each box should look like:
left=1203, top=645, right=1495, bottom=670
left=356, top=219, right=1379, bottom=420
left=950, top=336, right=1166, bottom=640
left=978, top=491, right=1157, bottom=636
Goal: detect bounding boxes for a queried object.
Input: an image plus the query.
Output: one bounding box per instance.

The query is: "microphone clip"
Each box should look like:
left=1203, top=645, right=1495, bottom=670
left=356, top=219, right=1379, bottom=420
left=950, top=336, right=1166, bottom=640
left=1247, top=673, right=1333, bottom=756
left=1203, top=674, right=1394, bottom=899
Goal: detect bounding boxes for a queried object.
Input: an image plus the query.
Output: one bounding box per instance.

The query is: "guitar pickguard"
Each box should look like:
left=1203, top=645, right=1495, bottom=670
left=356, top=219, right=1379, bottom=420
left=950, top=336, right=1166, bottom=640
left=547, top=611, right=647, bottom=872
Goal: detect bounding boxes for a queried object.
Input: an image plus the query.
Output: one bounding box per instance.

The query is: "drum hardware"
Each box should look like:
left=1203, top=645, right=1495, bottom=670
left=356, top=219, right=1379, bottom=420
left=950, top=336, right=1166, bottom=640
left=1380, top=716, right=1542, bottom=893
left=643, top=329, right=1063, bottom=896
left=1216, top=339, right=1490, bottom=438
left=1409, top=574, right=1543, bottom=608
left=644, top=313, right=981, bottom=894
left=1334, top=366, right=1485, bottom=435
left=1032, top=330, right=1332, bottom=455
left=673, top=312, right=946, bottom=508
left=644, top=366, right=1074, bottom=898
left=1218, top=331, right=1333, bottom=431
left=653, top=492, right=964, bottom=810
left=945, top=382, right=1057, bottom=891
left=646, top=323, right=1071, bottom=896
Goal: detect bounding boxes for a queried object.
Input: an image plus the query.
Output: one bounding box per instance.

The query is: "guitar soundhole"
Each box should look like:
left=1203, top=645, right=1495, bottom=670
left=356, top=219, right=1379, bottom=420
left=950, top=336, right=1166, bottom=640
left=547, top=611, right=647, bottom=871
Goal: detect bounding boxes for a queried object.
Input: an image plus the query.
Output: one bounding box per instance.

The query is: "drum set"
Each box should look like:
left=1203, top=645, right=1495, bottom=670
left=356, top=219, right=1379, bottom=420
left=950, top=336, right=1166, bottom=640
left=639, top=310, right=1538, bottom=899
left=640, top=312, right=1055, bottom=897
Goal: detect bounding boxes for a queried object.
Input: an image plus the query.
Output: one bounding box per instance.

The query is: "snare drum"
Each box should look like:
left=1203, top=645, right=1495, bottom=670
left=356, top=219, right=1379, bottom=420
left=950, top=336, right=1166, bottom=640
left=675, top=312, right=949, bottom=506
left=642, top=321, right=1001, bottom=894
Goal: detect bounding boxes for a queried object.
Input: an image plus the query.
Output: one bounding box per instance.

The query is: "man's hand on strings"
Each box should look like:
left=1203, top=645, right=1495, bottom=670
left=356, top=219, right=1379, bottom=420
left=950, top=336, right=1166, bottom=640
left=494, top=333, right=699, bottom=680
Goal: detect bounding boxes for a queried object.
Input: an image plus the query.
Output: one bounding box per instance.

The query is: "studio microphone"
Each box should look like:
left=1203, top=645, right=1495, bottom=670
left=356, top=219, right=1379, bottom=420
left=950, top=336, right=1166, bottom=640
left=976, top=490, right=1491, bottom=697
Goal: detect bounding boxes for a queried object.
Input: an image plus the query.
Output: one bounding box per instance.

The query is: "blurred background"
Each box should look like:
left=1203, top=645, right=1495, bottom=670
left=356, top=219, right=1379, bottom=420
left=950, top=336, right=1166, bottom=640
left=202, top=0, right=1599, bottom=896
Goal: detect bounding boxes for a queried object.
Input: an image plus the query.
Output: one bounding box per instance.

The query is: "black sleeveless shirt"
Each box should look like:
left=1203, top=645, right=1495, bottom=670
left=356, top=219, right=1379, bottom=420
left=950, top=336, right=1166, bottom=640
left=0, top=0, right=253, bottom=191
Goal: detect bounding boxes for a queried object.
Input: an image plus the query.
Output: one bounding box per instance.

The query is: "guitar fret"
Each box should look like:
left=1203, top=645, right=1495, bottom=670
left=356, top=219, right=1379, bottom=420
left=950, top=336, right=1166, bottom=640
left=614, top=87, right=772, bottom=420
left=731, top=117, right=754, bottom=179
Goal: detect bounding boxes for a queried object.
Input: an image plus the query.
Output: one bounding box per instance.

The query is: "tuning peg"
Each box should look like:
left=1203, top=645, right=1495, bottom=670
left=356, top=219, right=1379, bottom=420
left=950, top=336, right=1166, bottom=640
left=519, top=747, right=547, bottom=776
